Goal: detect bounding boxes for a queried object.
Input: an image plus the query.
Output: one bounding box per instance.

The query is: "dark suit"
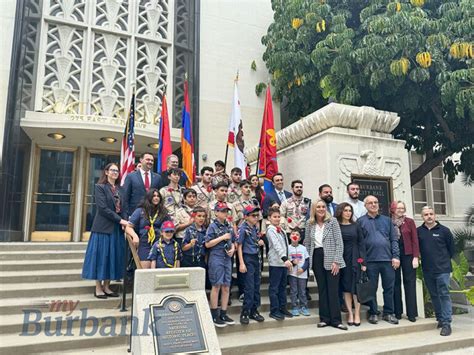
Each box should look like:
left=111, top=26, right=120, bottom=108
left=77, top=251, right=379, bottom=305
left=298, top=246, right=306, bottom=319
left=262, top=189, right=292, bottom=217
left=90, top=184, right=124, bottom=234
left=326, top=202, right=338, bottom=216
left=123, top=170, right=162, bottom=217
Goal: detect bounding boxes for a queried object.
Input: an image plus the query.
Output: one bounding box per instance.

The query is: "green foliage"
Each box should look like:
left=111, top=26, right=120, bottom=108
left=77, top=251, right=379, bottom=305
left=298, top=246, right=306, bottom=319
left=451, top=252, right=469, bottom=289
left=255, top=82, right=267, bottom=97
left=261, top=0, right=474, bottom=183
left=251, top=60, right=257, bottom=71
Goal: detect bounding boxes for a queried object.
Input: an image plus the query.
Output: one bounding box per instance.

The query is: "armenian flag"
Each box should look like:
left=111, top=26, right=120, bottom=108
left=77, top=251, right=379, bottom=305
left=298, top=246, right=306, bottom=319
left=181, top=79, right=195, bottom=187
left=157, top=93, right=172, bottom=173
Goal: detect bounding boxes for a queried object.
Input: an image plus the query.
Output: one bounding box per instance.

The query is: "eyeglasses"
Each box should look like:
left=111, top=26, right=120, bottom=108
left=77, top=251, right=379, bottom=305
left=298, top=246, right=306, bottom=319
left=108, top=169, right=119, bottom=173
left=249, top=213, right=259, bottom=217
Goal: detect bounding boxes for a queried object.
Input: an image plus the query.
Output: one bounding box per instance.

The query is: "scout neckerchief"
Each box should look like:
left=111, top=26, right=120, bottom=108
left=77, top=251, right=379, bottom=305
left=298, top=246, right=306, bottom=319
left=241, top=221, right=262, bottom=267
left=188, top=223, right=204, bottom=262
left=147, top=211, right=159, bottom=244
left=215, top=219, right=232, bottom=254
left=158, top=238, right=179, bottom=268
left=166, top=185, right=183, bottom=212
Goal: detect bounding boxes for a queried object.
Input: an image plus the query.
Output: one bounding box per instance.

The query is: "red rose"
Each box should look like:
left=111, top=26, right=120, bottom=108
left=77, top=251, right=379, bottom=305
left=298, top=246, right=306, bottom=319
left=207, top=186, right=212, bottom=193
left=287, top=217, right=293, bottom=223
left=191, top=212, right=197, bottom=218
left=276, top=226, right=282, bottom=233
left=144, top=226, right=151, bottom=231
left=168, top=187, right=174, bottom=192
left=357, top=258, right=364, bottom=264
left=227, top=216, right=233, bottom=222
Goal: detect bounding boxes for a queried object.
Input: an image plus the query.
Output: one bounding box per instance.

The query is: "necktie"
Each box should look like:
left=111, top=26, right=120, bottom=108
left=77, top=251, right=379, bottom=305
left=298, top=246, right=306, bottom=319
left=144, top=172, right=150, bottom=191
left=279, top=191, right=285, bottom=202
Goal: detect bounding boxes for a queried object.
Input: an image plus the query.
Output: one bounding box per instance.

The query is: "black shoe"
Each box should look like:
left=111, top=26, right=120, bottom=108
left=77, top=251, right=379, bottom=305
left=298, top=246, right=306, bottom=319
left=240, top=312, right=249, bottom=325
left=228, top=299, right=232, bottom=306
left=213, top=316, right=227, bottom=328
left=382, top=314, right=399, bottom=325
left=94, top=291, right=107, bottom=299
left=437, top=321, right=442, bottom=329
left=249, top=311, right=265, bottom=322
left=220, top=314, right=235, bottom=325
left=408, top=317, right=416, bottom=322
left=279, top=308, right=293, bottom=318
left=368, top=314, right=378, bottom=324
left=334, top=323, right=348, bottom=331
left=395, top=314, right=402, bottom=320
left=269, top=312, right=285, bottom=321
left=440, top=325, right=452, bottom=336
left=104, top=291, right=119, bottom=297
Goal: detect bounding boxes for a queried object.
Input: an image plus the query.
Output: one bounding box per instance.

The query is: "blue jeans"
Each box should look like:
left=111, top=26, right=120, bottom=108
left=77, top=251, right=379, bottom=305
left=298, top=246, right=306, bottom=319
left=367, top=261, right=395, bottom=316
left=269, top=266, right=287, bottom=314
left=242, top=254, right=261, bottom=313
left=423, top=272, right=452, bottom=325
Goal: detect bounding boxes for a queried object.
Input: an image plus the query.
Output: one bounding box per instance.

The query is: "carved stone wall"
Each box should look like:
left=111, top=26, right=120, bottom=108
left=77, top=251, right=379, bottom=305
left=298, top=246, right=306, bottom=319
left=36, top=0, right=176, bottom=125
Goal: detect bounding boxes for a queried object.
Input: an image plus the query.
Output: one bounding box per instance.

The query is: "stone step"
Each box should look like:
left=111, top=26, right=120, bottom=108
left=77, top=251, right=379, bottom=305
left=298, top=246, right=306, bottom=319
left=0, top=280, right=124, bottom=299
left=0, top=308, right=132, bottom=336
left=0, top=242, right=87, bottom=252
left=0, top=250, right=85, bottom=261
left=0, top=293, right=131, bottom=316
left=0, top=259, right=85, bottom=272
left=225, top=296, right=319, bottom=316
left=0, top=327, right=127, bottom=354
left=267, top=315, right=474, bottom=354
left=0, top=269, right=84, bottom=283
left=218, top=318, right=452, bottom=354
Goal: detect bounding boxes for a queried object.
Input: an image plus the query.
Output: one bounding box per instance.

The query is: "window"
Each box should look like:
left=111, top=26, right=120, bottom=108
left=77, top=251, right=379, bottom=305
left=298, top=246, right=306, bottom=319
left=410, top=152, right=447, bottom=215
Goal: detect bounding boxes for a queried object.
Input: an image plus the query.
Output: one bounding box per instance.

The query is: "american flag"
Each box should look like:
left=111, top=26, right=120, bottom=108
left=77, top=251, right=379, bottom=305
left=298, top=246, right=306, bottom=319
left=120, top=93, right=135, bottom=186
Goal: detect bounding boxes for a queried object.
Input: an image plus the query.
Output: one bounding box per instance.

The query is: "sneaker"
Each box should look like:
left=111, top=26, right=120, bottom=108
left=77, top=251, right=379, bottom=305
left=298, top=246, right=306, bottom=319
left=300, top=307, right=311, bottom=316
left=240, top=312, right=249, bottom=325
left=269, top=312, right=285, bottom=321
left=213, top=316, right=227, bottom=328
left=220, top=313, right=235, bottom=325
left=368, top=314, right=378, bottom=324
left=249, top=310, right=265, bottom=322
left=238, top=294, right=244, bottom=303
left=279, top=308, right=293, bottom=318
left=437, top=321, right=442, bottom=329
left=382, top=314, right=399, bottom=325
left=291, top=308, right=300, bottom=317
left=440, top=325, right=452, bottom=336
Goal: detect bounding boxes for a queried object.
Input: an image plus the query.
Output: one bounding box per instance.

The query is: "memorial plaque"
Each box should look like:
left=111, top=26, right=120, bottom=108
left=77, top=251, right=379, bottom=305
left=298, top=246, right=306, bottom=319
left=352, top=175, right=393, bottom=216
left=150, top=295, right=208, bottom=354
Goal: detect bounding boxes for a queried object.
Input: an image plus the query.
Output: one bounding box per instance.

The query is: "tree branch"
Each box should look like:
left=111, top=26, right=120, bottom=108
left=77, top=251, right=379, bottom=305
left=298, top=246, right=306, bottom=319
left=431, top=103, right=455, bottom=144
left=410, top=149, right=453, bottom=186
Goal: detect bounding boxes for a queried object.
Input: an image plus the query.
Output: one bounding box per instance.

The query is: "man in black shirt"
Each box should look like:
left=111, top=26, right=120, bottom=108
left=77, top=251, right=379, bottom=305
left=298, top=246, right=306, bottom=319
left=417, top=206, right=455, bottom=336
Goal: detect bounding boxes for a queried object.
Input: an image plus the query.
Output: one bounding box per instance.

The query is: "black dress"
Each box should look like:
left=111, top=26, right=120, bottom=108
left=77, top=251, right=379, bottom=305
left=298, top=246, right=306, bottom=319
left=339, top=223, right=366, bottom=294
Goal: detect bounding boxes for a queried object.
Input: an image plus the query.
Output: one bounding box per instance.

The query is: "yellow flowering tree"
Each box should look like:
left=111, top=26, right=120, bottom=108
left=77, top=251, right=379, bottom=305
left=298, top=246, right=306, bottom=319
left=260, top=0, right=473, bottom=186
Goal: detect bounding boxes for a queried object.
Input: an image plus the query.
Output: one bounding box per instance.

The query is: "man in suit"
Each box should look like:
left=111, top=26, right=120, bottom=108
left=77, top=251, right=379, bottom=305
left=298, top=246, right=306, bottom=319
left=158, top=154, right=187, bottom=189
left=122, top=152, right=162, bottom=218
left=262, top=173, right=292, bottom=216
left=319, top=184, right=338, bottom=216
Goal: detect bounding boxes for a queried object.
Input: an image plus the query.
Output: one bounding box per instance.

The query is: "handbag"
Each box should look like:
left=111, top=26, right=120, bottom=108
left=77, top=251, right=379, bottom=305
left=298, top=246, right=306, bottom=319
left=356, top=270, right=376, bottom=304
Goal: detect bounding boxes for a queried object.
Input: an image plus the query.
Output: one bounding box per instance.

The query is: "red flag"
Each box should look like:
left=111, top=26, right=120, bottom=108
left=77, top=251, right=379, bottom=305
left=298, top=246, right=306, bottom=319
left=157, top=94, right=172, bottom=173
left=258, top=86, right=278, bottom=182
left=120, top=93, right=135, bottom=186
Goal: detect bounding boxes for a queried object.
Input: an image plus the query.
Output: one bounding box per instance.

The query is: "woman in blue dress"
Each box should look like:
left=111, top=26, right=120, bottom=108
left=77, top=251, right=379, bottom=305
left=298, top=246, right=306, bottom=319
left=125, top=188, right=170, bottom=269
left=82, top=163, right=129, bottom=299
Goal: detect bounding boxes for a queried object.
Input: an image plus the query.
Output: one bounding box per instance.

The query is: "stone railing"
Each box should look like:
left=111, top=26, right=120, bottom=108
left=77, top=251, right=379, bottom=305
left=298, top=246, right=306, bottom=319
left=246, top=103, right=400, bottom=162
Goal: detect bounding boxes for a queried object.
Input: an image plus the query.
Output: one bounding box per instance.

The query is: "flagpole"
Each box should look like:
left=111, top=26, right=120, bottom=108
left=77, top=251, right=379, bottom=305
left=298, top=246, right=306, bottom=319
left=225, top=71, right=240, bottom=169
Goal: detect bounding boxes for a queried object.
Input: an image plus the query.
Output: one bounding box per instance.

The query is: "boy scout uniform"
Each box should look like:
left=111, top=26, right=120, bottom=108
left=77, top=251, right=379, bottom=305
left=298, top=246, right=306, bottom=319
left=227, top=183, right=242, bottom=204
left=191, top=182, right=214, bottom=209
left=211, top=171, right=230, bottom=187
left=173, top=204, right=194, bottom=240
left=232, top=199, right=263, bottom=226
left=280, top=196, right=311, bottom=239
left=159, top=186, right=183, bottom=219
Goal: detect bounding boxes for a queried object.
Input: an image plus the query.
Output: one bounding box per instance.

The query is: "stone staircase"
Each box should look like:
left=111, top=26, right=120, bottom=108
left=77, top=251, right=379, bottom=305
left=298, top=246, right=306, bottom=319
left=0, top=243, right=473, bottom=355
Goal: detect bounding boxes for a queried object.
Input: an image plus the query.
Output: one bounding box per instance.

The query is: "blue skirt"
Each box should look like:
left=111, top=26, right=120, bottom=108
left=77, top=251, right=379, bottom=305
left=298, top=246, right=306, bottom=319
left=82, top=225, right=125, bottom=281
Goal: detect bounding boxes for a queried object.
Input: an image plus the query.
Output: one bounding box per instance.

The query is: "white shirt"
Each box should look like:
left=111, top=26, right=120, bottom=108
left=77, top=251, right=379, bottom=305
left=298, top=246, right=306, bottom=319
left=276, top=189, right=286, bottom=202
left=140, top=168, right=151, bottom=185
left=313, top=223, right=324, bottom=248
left=345, top=197, right=367, bottom=220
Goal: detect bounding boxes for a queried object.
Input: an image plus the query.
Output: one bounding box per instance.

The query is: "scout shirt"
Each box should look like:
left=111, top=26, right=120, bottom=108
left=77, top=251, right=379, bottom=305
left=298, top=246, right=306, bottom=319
left=232, top=199, right=263, bottom=226
left=147, top=238, right=182, bottom=268
left=208, top=199, right=236, bottom=224
left=191, top=182, right=214, bottom=209
left=173, top=204, right=194, bottom=240
left=159, top=185, right=183, bottom=219
left=205, top=219, right=236, bottom=257
left=226, top=182, right=242, bottom=204
left=280, top=196, right=311, bottom=233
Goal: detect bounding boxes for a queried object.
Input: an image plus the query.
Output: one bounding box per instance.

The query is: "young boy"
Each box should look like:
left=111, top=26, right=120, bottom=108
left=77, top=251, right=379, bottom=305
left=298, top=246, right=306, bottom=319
left=237, top=205, right=265, bottom=324
left=148, top=221, right=182, bottom=268
left=266, top=207, right=293, bottom=320
left=288, top=229, right=310, bottom=316
left=181, top=206, right=207, bottom=268
left=205, top=202, right=236, bottom=327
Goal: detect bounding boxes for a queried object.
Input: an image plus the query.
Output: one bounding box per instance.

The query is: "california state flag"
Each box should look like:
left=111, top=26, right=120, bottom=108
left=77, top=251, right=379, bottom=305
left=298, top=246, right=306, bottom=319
left=227, top=81, right=247, bottom=177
